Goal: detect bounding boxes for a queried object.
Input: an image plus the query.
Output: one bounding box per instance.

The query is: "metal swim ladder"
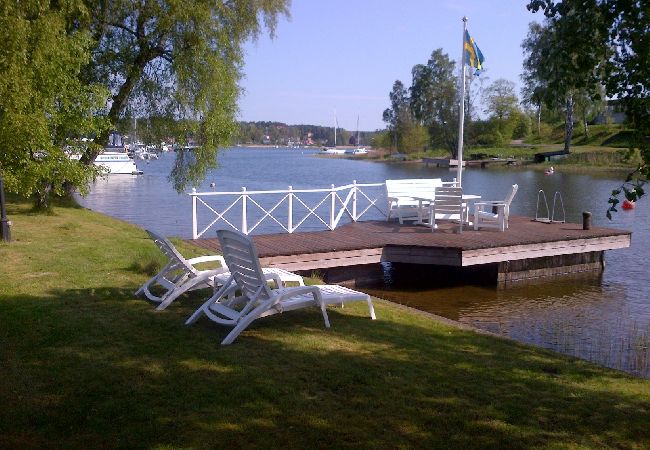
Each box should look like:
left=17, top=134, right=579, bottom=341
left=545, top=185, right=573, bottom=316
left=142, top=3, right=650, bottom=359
left=535, top=190, right=565, bottom=223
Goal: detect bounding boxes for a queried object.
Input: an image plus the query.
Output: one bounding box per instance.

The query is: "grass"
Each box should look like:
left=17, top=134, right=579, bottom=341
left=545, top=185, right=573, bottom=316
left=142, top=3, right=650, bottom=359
left=1, top=196, right=649, bottom=449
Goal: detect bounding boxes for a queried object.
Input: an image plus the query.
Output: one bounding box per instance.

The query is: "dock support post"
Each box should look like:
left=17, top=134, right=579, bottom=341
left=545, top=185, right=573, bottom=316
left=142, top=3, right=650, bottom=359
left=497, top=252, right=605, bottom=283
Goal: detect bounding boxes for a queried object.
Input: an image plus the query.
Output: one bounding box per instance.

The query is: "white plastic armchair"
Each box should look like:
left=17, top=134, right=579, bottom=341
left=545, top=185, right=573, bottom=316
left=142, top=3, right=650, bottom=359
left=186, top=229, right=376, bottom=345
left=473, top=184, right=519, bottom=232
left=136, top=229, right=304, bottom=311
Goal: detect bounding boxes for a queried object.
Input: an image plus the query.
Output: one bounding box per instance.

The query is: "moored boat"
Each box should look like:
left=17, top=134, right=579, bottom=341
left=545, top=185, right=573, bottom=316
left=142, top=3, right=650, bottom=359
left=95, top=151, right=143, bottom=175
left=344, top=147, right=368, bottom=155
left=321, top=147, right=346, bottom=155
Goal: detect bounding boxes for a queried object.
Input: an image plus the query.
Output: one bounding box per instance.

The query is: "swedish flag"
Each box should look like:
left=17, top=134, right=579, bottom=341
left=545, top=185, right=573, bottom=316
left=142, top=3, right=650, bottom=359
left=464, top=30, right=484, bottom=73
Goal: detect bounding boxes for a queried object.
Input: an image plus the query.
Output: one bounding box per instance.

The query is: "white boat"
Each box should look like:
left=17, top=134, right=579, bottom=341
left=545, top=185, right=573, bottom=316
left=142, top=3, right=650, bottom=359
left=128, top=142, right=158, bottom=160
left=321, top=110, right=342, bottom=154
left=345, top=116, right=368, bottom=155
left=321, top=148, right=346, bottom=154
left=95, top=151, right=143, bottom=175
left=344, top=147, right=368, bottom=155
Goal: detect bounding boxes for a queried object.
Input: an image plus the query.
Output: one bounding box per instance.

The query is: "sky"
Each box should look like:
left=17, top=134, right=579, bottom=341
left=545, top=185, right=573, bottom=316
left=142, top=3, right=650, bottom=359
left=239, top=0, right=544, bottom=131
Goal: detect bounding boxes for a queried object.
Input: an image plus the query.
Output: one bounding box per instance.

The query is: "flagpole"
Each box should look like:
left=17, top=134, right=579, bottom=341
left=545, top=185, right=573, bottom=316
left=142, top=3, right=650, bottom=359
left=456, top=16, right=468, bottom=187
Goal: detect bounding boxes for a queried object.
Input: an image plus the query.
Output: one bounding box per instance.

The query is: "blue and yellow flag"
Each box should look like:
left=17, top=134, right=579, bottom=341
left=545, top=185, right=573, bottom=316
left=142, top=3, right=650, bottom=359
left=464, top=30, right=484, bottom=74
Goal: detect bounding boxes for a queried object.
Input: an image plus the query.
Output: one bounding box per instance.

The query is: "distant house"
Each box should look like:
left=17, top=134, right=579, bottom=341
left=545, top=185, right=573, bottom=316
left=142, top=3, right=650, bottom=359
left=594, top=99, right=626, bottom=125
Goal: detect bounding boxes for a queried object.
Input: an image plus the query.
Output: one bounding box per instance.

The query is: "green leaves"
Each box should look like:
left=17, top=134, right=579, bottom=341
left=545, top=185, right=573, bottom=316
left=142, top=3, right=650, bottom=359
left=528, top=0, right=650, bottom=215
left=0, top=1, right=108, bottom=208
left=83, top=0, right=290, bottom=192
left=606, top=173, right=646, bottom=219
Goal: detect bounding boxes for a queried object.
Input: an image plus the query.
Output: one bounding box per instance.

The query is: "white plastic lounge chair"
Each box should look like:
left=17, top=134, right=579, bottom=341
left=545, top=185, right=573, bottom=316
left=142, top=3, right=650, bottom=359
left=186, top=229, right=376, bottom=345
left=428, top=186, right=465, bottom=233
left=136, top=229, right=304, bottom=311
left=473, top=184, right=519, bottom=232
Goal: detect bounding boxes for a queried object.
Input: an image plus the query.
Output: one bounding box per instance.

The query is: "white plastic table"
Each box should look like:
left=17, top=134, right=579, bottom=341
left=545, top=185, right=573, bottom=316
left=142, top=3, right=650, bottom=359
left=407, top=194, right=482, bottom=226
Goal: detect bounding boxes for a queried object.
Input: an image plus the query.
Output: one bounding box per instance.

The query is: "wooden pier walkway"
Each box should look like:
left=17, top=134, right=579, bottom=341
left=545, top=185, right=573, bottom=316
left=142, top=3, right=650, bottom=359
left=422, top=157, right=518, bottom=168
left=187, top=216, right=630, bottom=283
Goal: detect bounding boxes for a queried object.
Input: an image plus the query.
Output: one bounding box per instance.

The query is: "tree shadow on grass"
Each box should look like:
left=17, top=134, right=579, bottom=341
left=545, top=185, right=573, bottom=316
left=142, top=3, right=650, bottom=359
left=1, top=288, right=649, bottom=449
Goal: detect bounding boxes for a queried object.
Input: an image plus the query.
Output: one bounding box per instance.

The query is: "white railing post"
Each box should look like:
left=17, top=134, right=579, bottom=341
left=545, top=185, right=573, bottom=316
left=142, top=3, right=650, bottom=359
left=191, top=188, right=198, bottom=239
left=330, top=184, right=336, bottom=230
left=241, top=187, right=248, bottom=234
left=352, top=180, right=358, bottom=221
left=288, top=185, right=293, bottom=233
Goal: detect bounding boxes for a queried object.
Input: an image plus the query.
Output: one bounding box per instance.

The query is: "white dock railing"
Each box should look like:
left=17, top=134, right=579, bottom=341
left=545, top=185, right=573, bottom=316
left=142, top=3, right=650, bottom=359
left=189, top=181, right=387, bottom=239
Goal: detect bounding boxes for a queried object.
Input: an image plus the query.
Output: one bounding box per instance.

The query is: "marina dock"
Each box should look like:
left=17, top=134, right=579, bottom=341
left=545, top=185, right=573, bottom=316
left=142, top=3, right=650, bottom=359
left=187, top=216, right=631, bottom=285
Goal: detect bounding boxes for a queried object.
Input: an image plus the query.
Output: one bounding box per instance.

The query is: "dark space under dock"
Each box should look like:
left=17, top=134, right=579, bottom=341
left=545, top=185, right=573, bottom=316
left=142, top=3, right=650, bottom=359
left=187, top=216, right=631, bottom=285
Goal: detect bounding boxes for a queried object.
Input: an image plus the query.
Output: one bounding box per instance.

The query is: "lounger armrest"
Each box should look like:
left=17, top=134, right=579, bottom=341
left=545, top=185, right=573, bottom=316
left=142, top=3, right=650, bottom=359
left=273, top=285, right=322, bottom=302
left=187, top=254, right=226, bottom=266
left=263, top=273, right=284, bottom=289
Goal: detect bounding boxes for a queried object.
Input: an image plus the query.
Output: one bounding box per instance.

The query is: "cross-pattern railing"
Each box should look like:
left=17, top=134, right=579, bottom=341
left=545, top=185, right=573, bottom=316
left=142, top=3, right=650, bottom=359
left=189, top=181, right=387, bottom=239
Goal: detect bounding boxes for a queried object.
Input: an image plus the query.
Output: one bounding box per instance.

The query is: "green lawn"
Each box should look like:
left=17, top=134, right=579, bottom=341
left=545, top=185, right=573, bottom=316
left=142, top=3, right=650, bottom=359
left=1, top=196, right=649, bottom=449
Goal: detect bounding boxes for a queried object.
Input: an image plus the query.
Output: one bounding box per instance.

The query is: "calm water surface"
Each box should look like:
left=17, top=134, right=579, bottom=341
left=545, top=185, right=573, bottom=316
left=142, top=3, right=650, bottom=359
left=76, top=148, right=650, bottom=377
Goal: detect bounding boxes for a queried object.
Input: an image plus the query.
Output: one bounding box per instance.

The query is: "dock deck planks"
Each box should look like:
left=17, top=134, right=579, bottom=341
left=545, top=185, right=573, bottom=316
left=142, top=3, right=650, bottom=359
left=187, top=216, right=631, bottom=271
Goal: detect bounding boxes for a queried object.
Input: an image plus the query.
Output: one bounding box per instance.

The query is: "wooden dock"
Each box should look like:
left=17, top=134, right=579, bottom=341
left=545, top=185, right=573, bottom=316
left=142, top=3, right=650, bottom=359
left=187, top=217, right=630, bottom=284
left=423, top=157, right=517, bottom=168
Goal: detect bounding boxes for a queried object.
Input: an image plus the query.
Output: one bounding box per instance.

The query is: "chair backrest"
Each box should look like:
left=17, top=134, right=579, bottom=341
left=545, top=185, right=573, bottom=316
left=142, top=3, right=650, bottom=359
left=146, top=229, right=199, bottom=275
left=504, top=184, right=519, bottom=206
left=433, top=186, right=463, bottom=214
left=216, top=229, right=272, bottom=301
left=385, top=178, right=443, bottom=200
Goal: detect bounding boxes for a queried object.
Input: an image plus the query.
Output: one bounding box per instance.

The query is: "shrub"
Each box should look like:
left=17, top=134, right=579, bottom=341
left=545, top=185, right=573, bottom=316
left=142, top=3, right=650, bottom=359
left=512, top=113, right=532, bottom=139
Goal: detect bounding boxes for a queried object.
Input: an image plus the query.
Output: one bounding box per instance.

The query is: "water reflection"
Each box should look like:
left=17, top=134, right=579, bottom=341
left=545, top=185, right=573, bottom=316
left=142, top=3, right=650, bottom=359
left=364, top=268, right=648, bottom=378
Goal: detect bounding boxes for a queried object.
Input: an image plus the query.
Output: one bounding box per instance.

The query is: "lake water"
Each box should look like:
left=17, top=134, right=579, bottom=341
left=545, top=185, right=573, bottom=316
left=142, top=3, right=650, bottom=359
left=76, top=147, right=650, bottom=377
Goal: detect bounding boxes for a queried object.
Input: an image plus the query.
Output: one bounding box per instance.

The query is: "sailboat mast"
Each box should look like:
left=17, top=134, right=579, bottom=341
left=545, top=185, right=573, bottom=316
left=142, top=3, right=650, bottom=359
left=356, top=116, right=360, bottom=146
left=334, top=109, right=337, bottom=147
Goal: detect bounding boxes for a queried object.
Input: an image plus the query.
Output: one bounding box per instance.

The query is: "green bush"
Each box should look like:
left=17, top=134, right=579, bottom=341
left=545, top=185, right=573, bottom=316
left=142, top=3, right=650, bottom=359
left=512, top=113, right=531, bottom=139
left=474, top=131, right=504, bottom=147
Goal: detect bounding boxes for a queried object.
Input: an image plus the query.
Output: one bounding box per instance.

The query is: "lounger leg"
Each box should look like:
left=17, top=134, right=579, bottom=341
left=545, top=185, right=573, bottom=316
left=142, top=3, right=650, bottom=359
left=156, top=287, right=186, bottom=311
left=220, top=302, right=272, bottom=345
left=185, top=301, right=209, bottom=325
left=312, top=290, right=330, bottom=328
left=156, top=272, right=216, bottom=311
left=366, top=297, right=376, bottom=320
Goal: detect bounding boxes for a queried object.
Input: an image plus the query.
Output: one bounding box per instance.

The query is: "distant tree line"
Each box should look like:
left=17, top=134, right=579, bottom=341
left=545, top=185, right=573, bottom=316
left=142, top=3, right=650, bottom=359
left=109, top=118, right=380, bottom=148
left=236, top=121, right=377, bottom=146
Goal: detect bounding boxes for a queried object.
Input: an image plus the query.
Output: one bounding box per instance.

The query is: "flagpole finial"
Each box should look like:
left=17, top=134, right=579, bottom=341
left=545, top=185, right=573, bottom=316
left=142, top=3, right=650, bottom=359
left=462, top=16, right=468, bottom=22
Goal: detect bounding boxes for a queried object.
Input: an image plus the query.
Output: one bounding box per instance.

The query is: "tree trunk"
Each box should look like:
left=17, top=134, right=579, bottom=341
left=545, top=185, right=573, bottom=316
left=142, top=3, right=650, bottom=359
left=32, top=184, right=52, bottom=210
left=564, top=95, right=574, bottom=153
left=81, top=49, right=152, bottom=164
left=537, top=104, right=541, bottom=135
left=583, top=113, right=589, bottom=139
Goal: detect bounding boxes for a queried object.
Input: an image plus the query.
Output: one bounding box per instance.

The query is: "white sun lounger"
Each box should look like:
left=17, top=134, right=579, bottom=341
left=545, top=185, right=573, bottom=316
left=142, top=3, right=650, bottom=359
left=136, top=229, right=304, bottom=311
left=186, top=229, right=376, bottom=345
